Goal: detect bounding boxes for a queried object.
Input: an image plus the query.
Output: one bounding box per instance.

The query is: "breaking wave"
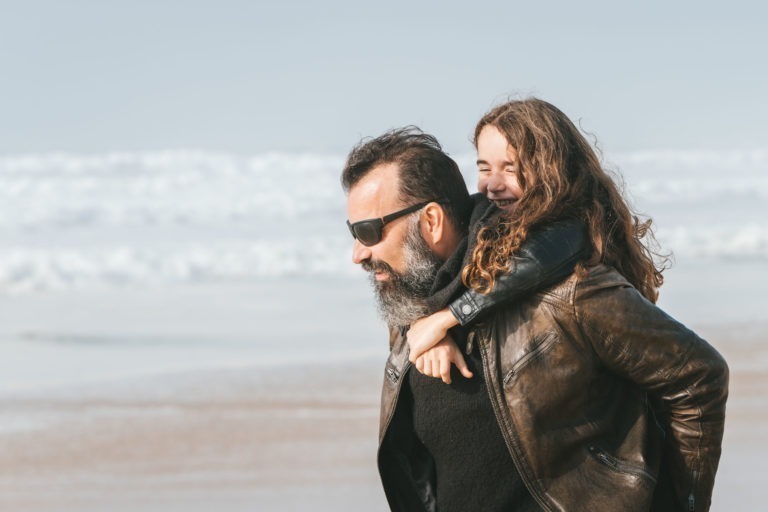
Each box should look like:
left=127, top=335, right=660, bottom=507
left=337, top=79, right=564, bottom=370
left=1, top=148, right=765, bottom=292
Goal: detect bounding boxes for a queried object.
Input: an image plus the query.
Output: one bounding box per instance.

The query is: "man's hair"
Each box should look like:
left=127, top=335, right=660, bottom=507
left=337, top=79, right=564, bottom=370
left=341, top=127, right=471, bottom=232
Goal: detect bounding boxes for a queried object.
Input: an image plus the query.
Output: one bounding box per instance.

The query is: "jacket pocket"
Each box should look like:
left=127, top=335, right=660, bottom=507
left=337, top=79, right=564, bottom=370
left=587, top=445, right=657, bottom=485
left=503, top=331, right=558, bottom=385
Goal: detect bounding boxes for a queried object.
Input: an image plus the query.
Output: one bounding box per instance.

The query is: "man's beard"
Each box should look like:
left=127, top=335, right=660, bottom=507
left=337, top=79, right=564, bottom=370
left=362, top=216, right=443, bottom=327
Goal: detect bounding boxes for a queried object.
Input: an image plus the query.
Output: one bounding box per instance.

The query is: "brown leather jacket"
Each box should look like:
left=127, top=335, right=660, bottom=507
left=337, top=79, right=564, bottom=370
left=377, top=264, right=728, bottom=512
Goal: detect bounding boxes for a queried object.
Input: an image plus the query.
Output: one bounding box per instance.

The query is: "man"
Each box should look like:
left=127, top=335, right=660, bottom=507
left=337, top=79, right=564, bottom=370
left=341, top=128, right=727, bottom=511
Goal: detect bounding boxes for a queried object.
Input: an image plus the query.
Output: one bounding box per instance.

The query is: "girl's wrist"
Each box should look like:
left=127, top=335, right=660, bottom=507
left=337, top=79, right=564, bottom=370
left=439, top=308, right=459, bottom=330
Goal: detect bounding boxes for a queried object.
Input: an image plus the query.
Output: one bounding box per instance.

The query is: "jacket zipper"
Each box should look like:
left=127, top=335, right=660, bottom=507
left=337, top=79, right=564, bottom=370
left=688, top=469, right=698, bottom=511
left=587, top=445, right=657, bottom=483
left=379, top=360, right=411, bottom=441
left=503, top=331, right=558, bottom=385
left=476, top=328, right=554, bottom=512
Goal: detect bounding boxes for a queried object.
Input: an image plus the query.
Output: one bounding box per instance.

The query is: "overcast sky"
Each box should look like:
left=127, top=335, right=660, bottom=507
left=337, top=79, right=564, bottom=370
left=1, top=0, right=765, bottom=156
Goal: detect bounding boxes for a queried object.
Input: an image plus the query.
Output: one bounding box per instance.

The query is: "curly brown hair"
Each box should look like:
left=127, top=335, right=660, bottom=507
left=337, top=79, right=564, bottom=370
left=462, top=98, right=668, bottom=303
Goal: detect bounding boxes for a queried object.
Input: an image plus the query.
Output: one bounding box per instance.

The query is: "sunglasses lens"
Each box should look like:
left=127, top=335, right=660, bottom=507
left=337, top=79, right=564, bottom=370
left=354, top=221, right=381, bottom=246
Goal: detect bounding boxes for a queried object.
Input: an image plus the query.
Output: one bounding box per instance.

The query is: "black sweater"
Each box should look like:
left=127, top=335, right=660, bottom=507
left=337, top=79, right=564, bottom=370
left=407, top=326, right=540, bottom=512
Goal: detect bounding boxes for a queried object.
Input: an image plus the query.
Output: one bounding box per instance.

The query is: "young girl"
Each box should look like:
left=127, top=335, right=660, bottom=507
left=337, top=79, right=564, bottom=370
left=408, top=98, right=665, bottom=383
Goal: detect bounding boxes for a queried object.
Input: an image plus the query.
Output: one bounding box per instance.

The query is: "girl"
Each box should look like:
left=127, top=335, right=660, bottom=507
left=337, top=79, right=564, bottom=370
left=408, top=98, right=666, bottom=383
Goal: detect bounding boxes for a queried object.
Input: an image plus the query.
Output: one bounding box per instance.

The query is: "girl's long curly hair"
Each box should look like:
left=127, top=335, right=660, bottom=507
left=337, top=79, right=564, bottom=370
left=462, top=98, right=668, bottom=303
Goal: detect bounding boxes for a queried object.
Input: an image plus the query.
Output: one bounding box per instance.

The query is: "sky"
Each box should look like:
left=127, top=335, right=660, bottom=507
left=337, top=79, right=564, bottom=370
left=1, top=0, right=766, bottom=157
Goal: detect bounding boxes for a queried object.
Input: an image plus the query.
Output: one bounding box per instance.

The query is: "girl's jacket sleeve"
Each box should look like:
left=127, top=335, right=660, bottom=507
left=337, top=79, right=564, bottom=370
left=449, top=218, right=589, bottom=326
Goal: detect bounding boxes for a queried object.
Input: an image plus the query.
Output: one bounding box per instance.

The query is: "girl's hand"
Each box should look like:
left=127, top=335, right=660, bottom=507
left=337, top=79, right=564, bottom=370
left=413, top=335, right=474, bottom=385
left=407, top=308, right=460, bottom=363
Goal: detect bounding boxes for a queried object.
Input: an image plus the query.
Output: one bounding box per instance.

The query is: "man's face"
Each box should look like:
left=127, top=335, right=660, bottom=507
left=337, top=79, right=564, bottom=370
left=346, top=163, right=443, bottom=326
left=347, top=163, right=410, bottom=279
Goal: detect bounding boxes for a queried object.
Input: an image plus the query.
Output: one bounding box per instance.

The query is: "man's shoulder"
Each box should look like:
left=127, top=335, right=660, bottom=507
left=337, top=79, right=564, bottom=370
left=570, top=264, right=634, bottom=298
left=536, top=264, right=634, bottom=310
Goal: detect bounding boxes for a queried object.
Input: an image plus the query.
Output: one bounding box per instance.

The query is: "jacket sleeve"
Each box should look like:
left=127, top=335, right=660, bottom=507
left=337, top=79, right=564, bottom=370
left=573, top=266, right=728, bottom=511
left=449, top=218, right=589, bottom=326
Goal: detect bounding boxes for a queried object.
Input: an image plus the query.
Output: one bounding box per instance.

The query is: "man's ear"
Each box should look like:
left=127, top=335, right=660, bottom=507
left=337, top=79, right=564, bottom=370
left=421, top=202, right=461, bottom=260
left=420, top=202, right=446, bottom=246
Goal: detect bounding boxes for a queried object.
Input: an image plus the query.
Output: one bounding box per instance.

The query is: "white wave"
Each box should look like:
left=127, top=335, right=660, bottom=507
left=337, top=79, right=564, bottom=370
left=657, top=224, right=768, bottom=260
left=0, top=150, right=347, bottom=230
left=609, top=149, right=768, bottom=204
left=1, top=149, right=765, bottom=231
left=614, top=150, right=768, bottom=205
left=610, top=148, right=768, bottom=173
left=0, top=237, right=358, bottom=294
left=1, top=224, right=765, bottom=293
left=0, top=148, right=765, bottom=293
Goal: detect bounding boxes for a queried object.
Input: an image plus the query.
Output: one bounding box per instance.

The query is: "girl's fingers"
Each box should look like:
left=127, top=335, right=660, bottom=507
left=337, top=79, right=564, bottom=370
left=439, top=357, right=452, bottom=384
left=454, top=352, right=474, bottom=379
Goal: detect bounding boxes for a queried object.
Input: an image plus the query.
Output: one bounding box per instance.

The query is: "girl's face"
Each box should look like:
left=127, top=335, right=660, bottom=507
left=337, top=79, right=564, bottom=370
left=476, top=124, right=523, bottom=213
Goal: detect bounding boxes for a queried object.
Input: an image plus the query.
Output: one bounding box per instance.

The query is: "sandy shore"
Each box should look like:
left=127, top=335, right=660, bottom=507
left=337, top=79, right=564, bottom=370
left=0, top=359, right=388, bottom=512
left=0, top=324, right=764, bottom=511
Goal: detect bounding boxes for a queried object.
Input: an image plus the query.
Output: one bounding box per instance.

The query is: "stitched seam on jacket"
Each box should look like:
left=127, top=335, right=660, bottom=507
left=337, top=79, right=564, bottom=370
left=666, top=345, right=705, bottom=491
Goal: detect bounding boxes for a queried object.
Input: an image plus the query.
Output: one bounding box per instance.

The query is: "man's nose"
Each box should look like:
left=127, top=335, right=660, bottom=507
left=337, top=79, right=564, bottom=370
left=352, top=239, right=372, bottom=265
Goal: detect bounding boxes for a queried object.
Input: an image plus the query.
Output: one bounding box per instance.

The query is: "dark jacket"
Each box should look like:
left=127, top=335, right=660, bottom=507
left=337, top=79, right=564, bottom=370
left=377, top=264, right=728, bottom=511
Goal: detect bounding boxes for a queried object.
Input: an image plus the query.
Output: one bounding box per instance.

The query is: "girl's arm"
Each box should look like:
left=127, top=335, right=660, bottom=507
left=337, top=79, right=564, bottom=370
left=408, top=218, right=588, bottom=362
left=450, top=218, right=588, bottom=326
left=412, top=333, right=474, bottom=385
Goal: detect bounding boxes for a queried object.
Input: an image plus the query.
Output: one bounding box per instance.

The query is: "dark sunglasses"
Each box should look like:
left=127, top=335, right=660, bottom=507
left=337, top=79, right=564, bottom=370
left=346, top=199, right=444, bottom=247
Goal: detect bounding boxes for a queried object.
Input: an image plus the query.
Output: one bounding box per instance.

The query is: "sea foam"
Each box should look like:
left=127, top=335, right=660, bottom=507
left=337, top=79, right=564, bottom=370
left=1, top=149, right=765, bottom=293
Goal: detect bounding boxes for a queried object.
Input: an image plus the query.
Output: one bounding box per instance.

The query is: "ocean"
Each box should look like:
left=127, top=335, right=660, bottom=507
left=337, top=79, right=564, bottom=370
left=0, top=148, right=766, bottom=389
left=2, top=149, right=766, bottom=292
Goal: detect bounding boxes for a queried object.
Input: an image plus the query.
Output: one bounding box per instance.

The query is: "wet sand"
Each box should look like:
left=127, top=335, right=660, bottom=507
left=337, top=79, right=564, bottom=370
left=0, top=360, right=387, bottom=512
left=0, top=324, right=763, bottom=511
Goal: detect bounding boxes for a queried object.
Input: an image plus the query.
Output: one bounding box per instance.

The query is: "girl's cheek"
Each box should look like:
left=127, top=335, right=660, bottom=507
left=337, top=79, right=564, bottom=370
left=476, top=176, right=488, bottom=194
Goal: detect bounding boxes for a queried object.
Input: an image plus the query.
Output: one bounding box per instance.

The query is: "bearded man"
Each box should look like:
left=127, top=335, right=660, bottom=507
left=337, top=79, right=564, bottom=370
left=341, top=128, right=727, bottom=512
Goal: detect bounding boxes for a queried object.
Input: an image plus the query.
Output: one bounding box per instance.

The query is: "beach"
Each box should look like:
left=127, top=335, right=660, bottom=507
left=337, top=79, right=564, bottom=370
left=0, top=326, right=764, bottom=511
left=0, top=361, right=386, bottom=512
left=1, top=149, right=765, bottom=510
left=0, top=277, right=766, bottom=511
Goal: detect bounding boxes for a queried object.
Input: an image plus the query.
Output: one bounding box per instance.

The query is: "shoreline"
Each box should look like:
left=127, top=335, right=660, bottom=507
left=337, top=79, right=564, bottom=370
left=0, top=324, right=763, bottom=510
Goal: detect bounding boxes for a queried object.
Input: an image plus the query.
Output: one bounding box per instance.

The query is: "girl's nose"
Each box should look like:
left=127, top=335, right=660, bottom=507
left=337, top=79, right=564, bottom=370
left=487, top=173, right=507, bottom=192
